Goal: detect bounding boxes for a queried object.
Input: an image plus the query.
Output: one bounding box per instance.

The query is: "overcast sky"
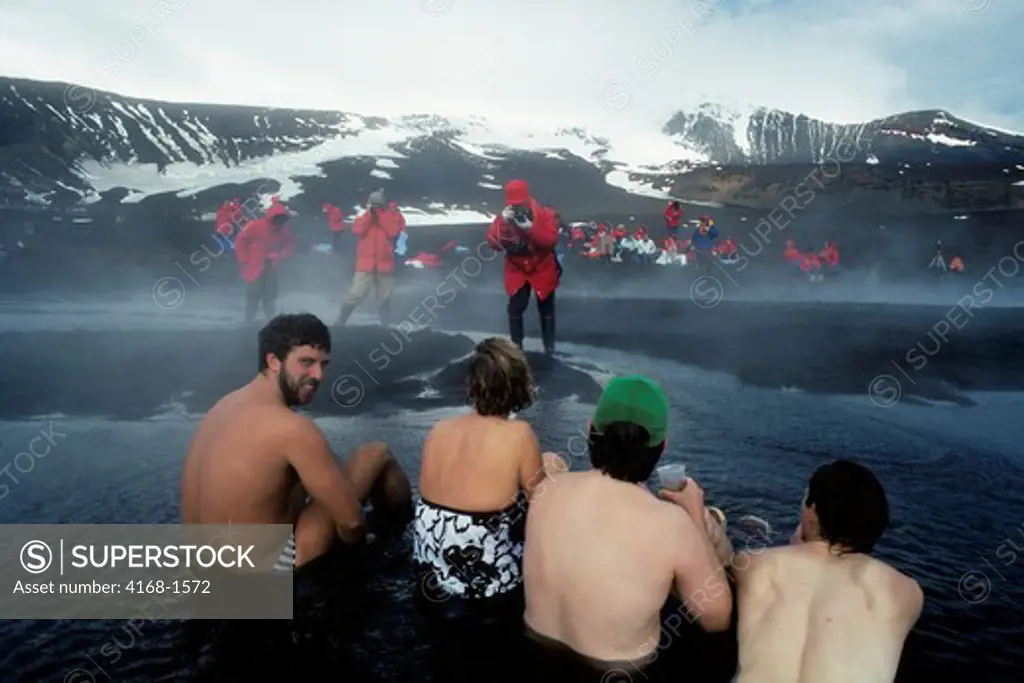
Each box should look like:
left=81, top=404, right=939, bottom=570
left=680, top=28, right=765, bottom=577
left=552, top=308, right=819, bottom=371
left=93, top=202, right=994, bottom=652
left=1, top=0, right=1021, bottom=132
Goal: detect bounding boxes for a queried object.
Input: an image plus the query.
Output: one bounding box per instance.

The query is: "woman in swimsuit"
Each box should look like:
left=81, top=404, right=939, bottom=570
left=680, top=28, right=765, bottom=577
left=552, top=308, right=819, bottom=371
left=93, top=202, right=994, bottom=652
left=413, top=337, right=564, bottom=681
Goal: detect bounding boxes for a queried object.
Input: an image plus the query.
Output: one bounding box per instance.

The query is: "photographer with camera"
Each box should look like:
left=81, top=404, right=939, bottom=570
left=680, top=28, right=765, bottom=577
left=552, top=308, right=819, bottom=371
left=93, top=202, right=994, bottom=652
left=485, top=179, right=560, bottom=355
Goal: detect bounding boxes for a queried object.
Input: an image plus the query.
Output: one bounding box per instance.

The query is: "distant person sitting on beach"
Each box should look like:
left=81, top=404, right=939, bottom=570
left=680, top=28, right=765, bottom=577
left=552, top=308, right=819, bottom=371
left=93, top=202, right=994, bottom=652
left=179, top=313, right=413, bottom=571
left=729, top=460, right=923, bottom=683
left=523, top=375, right=733, bottom=683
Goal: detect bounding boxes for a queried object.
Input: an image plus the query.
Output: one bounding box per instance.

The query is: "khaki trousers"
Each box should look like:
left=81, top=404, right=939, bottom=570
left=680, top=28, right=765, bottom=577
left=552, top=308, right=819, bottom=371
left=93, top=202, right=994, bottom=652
left=344, top=270, right=395, bottom=308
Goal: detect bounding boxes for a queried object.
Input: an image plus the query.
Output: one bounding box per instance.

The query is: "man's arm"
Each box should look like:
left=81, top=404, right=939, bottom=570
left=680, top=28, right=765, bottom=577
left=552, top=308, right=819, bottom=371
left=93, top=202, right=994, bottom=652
left=234, top=221, right=254, bottom=264
left=278, top=227, right=297, bottom=260
left=383, top=213, right=402, bottom=240
left=283, top=419, right=366, bottom=543
left=667, top=509, right=734, bottom=632
left=486, top=216, right=507, bottom=252
left=515, top=423, right=548, bottom=500
left=891, top=571, right=925, bottom=635
left=352, top=213, right=370, bottom=237
left=523, top=209, right=558, bottom=250
left=703, top=508, right=734, bottom=567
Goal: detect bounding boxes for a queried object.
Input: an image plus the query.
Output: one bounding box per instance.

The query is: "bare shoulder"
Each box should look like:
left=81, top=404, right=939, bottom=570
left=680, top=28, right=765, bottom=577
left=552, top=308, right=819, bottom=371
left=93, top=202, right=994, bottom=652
left=490, top=418, right=540, bottom=459
left=654, top=498, right=702, bottom=548
left=504, top=417, right=537, bottom=436
left=732, top=542, right=785, bottom=579
left=256, top=407, right=324, bottom=451
left=423, top=417, right=450, bottom=442
left=507, top=418, right=540, bottom=447
left=871, top=558, right=924, bottom=615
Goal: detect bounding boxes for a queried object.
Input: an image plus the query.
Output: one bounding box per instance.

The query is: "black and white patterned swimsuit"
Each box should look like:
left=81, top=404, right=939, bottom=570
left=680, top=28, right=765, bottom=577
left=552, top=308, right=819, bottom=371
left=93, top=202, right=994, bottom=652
left=412, top=497, right=526, bottom=600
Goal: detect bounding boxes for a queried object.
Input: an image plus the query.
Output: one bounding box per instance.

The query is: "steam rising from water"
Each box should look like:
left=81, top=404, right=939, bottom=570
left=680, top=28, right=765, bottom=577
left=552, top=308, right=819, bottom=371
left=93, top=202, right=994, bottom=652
left=556, top=266, right=1024, bottom=308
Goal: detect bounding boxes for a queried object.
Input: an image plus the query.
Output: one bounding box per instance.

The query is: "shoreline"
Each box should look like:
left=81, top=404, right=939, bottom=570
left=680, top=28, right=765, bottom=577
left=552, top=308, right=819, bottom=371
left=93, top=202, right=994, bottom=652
left=1, top=296, right=1022, bottom=420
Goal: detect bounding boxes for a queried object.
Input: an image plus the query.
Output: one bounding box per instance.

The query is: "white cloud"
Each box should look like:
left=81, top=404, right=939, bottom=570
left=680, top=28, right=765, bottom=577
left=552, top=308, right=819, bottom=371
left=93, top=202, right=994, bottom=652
left=0, top=0, right=1020, bottom=133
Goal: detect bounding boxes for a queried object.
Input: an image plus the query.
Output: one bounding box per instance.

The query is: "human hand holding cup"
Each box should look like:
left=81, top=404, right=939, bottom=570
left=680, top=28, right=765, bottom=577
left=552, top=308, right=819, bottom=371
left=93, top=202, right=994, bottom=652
left=657, top=463, right=688, bottom=491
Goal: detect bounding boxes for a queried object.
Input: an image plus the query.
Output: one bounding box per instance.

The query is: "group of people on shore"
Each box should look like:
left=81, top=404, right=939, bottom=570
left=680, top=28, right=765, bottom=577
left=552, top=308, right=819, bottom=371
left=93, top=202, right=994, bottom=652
left=214, top=191, right=409, bottom=326
left=564, top=212, right=734, bottom=272
left=565, top=201, right=846, bottom=282
left=783, top=238, right=841, bottom=282
left=213, top=180, right=564, bottom=359
left=180, top=312, right=923, bottom=683
left=212, top=188, right=858, bottom=340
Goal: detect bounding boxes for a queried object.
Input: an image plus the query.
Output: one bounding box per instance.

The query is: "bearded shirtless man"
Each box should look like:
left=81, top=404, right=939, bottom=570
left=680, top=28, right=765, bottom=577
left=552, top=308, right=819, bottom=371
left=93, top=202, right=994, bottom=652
left=180, top=313, right=412, bottom=570
left=730, top=460, right=923, bottom=683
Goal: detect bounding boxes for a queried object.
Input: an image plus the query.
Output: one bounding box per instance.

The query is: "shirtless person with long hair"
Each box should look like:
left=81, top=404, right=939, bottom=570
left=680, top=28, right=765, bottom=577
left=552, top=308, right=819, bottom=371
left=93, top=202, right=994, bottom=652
left=180, top=313, right=412, bottom=571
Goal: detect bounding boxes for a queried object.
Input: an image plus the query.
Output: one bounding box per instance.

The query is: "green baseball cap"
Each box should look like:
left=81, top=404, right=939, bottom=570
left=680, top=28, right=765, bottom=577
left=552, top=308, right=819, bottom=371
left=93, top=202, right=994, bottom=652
left=592, top=375, right=669, bottom=447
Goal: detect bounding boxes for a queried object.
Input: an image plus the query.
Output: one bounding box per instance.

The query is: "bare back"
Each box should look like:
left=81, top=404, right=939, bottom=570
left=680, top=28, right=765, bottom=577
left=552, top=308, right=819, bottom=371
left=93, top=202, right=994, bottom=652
left=181, top=385, right=304, bottom=526
left=734, top=543, right=923, bottom=683
left=524, top=471, right=721, bottom=662
left=418, top=414, right=542, bottom=511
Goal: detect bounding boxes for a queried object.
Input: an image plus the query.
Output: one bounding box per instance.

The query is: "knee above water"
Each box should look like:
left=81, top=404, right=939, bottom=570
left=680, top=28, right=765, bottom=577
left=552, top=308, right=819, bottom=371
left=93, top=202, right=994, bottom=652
left=355, top=440, right=392, bottom=463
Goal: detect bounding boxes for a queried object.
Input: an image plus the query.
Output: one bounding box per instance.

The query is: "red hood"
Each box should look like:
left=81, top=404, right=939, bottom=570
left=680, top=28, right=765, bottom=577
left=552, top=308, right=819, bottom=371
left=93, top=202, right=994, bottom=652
left=267, top=202, right=289, bottom=220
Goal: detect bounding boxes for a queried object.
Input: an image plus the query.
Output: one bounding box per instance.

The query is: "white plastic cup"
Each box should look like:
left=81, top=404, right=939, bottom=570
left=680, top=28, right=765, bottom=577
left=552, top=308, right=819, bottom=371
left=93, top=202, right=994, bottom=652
left=656, top=463, right=688, bottom=491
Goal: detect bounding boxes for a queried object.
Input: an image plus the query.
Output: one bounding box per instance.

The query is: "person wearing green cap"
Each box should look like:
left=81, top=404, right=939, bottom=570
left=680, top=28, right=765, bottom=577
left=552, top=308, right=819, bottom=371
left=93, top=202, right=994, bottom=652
left=522, top=374, right=733, bottom=681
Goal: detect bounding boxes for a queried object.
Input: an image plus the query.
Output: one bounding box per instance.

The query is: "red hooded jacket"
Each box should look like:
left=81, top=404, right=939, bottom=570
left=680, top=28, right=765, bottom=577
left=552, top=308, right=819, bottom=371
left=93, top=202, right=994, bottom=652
left=486, top=197, right=559, bottom=300
left=352, top=207, right=403, bottom=273
left=820, top=243, right=839, bottom=267
left=714, top=238, right=737, bottom=255
left=235, top=203, right=297, bottom=282
left=799, top=252, right=822, bottom=272
left=215, top=200, right=241, bottom=237
left=664, top=204, right=683, bottom=228
left=323, top=203, right=345, bottom=232
left=784, top=242, right=801, bottom=263
left=388, top=201, right=407, bottom=233
left=412, top=252, right=442, bottom=268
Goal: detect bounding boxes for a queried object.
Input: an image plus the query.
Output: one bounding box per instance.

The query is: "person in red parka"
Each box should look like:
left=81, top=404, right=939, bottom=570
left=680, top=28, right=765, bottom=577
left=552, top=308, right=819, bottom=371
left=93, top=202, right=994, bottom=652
left=338, top=189, right=403, bottom=327
left=485, top=179, right=560, bottom=355
left=215, top=201, right=234, bottom=237
left=820, top=241, right=840, bottom=270
left=800, top=252, right=823, bottom=282
left=387, top=200, right=407, bottom=233
left=664, top=201, right=683, bottom=237
left=214, top=200, right=238, bottom=252
left=323, top=203, right=345, bottom=251
left=783, top=239, right=801, bottom=268
left=234, top=201, right=296, bottom=323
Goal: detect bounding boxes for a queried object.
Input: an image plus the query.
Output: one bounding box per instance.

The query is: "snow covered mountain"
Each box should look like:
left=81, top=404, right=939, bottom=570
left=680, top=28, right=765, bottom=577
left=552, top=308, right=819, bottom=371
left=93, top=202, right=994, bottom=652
left=2, top=76, right=1024, bottom=219
left=663, top=102, right=1024, bottom=166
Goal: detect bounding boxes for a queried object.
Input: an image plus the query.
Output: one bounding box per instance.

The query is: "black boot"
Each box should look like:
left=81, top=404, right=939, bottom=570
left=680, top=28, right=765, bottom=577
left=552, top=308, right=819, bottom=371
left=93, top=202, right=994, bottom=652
left=338, top=303, right=357, bottom=326
left=540, top=315, right=555, bottom=356
left=509, top=315, right=524, bottom=349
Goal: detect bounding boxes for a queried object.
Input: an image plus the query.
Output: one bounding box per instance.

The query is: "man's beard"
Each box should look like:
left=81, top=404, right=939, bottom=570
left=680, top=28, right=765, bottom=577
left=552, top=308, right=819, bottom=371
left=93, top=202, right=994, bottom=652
left=279, top=371, right=319, bottom=407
